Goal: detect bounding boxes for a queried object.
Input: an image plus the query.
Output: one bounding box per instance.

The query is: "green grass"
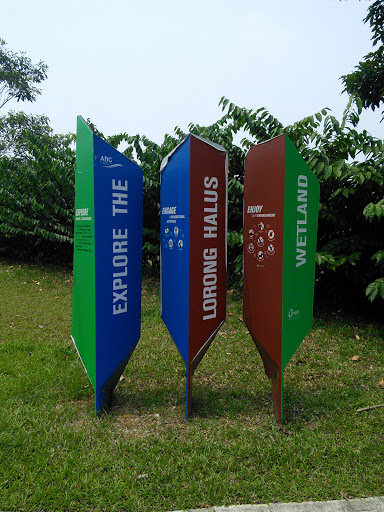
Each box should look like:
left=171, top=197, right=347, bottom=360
left=0, top=259, right=383, bottom=512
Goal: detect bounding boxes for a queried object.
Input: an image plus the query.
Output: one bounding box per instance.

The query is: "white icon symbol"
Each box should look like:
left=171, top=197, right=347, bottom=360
left=258, top=222, right=264, bottom=231
left=268, top=244, right=275, bottom=255
left=248, top=243, right=255, bottom=254
left=257, top=236, right=264, bottom=247
left=169, top=239, right=173, bottom=248
left=249, top=229, right=254, bottom=239
left=165, top=227, right=169, bottom=236
left=257, top=251, right=264, bottom=261
left=178, top=239, right=183, bottom=249
left=174, top=226, right=179, bottom=236
left=268, top=229, right=275, bottom=240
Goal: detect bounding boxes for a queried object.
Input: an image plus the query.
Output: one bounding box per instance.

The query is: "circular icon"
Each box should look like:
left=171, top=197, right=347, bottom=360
left=257, top=236, right=264, bottom=247
left=248, top=243, right=255, bottom=254
left=268, top=229, right=275, bottom=240
left=169, top=239, right=173, bottom=248
left=267, top=244, right=275, bottom=255
left=178, top=239, right=183, bottom=249
left=174, top=226, right=179, bottom=236
left=248, top=229, right=254, bottom=239
left=258, top=222, right=264, bottom=231
left=257, top=251, right=264, bottom=261
left=165, top=226, right=169, bottom=236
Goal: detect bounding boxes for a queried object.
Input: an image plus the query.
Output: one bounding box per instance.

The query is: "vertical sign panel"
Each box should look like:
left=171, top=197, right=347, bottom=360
left=243, top=134, right=319, bottom=423
left=72, top=116, right=143, bottom=414
left=72, top=118, right=96, bottom=388
left=282, top=137, right=320, bottom=370
left=160, top=138, right=190, bottom=363
left=161, top=134, right=227, bottom=417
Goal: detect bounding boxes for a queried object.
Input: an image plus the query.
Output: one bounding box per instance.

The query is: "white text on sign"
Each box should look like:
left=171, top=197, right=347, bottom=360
left=112, top=179, right=128, bottom=315
left=203, top=177, right=218, bottom=320
left=296, top=175, right=308, bottom=267
left=112, top=179, right=128, bottom=216
left=203, top=177, right=218, bottom=239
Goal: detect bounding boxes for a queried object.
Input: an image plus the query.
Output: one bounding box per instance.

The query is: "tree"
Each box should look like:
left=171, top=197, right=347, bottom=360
left=1, top=94, right=382, bottom=308
left=341, top=0, right=384, bottom=121
left=0, top=128, right=75, bottom=261
left=216, top=96, right=384, bottom=305
left=0, top=39, right=48, bottom=109
left=0, top=111, right=53, bottom=159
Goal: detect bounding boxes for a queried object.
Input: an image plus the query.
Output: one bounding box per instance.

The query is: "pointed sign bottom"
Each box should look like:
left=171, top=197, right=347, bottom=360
left=249, top=333, right=283, bottom=424
left=186, top=320, right=225, bottom=418
left=95, top=347, right=136, bottom=414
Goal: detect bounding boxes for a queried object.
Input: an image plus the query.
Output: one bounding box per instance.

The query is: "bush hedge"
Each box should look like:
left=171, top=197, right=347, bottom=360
left=0, top=98, right=383, bottom=309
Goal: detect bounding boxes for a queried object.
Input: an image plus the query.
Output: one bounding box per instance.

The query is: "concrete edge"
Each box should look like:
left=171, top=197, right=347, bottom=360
left=169, top=496, right=384, bottom=512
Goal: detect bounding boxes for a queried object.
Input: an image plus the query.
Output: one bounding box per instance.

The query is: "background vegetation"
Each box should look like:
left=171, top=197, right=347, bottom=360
left=1, top=96, right=383, bottom=312
left=0, top=1, right=383, bottom=314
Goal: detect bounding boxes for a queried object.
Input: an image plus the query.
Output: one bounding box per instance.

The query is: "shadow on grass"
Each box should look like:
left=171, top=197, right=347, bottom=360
left=108, top=381, right=274, bottom=423
left=283, top=382, right=366, bottom=424
left=190, top=386, right=272, bottom=419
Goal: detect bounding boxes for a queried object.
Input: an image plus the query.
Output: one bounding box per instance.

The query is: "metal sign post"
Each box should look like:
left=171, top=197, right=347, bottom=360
left=72, top=116, right=143, bottom=414
left=243, top=134, right=319, bottom=423
left=160, top=134, right=227, bottom=418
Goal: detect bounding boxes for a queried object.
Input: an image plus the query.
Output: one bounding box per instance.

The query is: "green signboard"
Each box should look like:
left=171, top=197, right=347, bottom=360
left=243, top=134, right=320, bottom=423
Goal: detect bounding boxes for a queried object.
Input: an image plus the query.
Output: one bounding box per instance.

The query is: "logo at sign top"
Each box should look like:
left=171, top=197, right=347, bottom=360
left=99, top=155, right=123, bottom=168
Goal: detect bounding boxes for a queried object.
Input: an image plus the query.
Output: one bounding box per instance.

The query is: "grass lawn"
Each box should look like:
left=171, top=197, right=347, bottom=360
left=0, top=259, right=383, bottom=512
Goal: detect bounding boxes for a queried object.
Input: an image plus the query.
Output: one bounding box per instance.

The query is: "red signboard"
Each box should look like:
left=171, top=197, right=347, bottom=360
left=243, top=135, right=319, bottom=423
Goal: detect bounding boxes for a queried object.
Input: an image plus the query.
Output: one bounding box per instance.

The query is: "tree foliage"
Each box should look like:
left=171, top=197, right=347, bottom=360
left=0, top=111, right=54, bottom=159
left=0, top=39, right=48, bottom=109
left=341, top=0, right=384, bottom=120
left=0, top=129, right=75, bottom=261
left=1, top=26, right=381, bottom=309
left=217, top=96, right=384, bottom=304
left=99, top=95, right=383, bottom=305
left=0, top=96, right=383, bottom=308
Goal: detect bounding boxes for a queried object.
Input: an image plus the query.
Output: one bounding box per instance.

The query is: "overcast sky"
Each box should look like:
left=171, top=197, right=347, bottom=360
left=1, top=0, right=382, bottom=144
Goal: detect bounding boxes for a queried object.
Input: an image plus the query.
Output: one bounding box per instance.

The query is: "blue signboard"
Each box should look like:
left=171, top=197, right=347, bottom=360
left=160, top=137, right=190, bottom=363
left=160, top=134, right=227, bottom=417
left=72, top=117, right=143, bottom=414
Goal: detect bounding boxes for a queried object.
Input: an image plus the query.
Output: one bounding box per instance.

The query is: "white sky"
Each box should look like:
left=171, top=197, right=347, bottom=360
left=1, top=0, right=383, bottom=144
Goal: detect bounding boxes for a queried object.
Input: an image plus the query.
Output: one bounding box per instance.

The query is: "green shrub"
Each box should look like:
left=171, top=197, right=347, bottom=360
left=0, top=129, right=75, bottom=261
left=218, top=96, right=384, bottom=305
left=1, top=98, right=382, bottom=309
